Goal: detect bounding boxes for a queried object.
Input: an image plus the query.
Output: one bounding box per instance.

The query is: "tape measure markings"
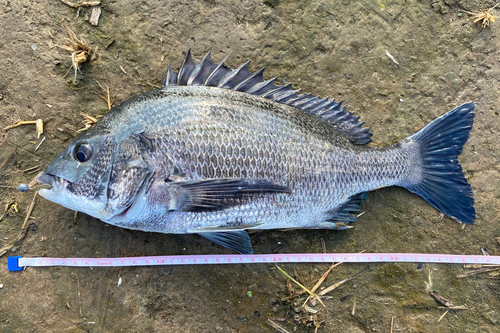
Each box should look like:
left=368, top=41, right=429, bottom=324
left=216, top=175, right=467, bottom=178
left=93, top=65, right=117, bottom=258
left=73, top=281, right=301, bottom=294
left=8, top=253, right=500, bottom=271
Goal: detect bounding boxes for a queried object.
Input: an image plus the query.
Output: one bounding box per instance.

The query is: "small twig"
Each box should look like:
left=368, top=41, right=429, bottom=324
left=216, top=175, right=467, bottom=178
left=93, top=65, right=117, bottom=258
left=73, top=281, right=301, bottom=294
left=430, top=291, right=468, bottom=311
left=77, top=276, right=83, bottom=316
left=457, top=267, right=500, bottom=278
left=4, top=120, right=43, bottom=137
left=430, top=291, right=454, bottom=307
left=390, top=317, right=394, bottom=333
left=0, top=191, right=38, bottom=257
left=4, top=120, right=37, bottom=131
left=20, top=191, right=38, bottom=235
left=351, top=297, right=356, bottom=315
left=276, top=265, right=325, bottom=307
left=35, top=136, right=46, bottom=151
left=104, top=40, right=115, bottom=50
left=0, top=148, right=17, bottom=172
left=59, top=0, right=101, bottom=8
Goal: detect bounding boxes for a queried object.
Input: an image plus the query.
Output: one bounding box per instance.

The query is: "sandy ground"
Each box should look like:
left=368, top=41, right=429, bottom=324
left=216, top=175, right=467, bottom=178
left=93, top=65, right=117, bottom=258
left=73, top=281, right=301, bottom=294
left=1, top=0, right=500, bottom=332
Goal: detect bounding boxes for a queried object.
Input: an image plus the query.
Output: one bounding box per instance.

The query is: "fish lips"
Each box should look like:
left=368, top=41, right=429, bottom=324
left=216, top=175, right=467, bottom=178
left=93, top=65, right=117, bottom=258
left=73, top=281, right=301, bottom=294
left=37, top=172, right=68, bottom=194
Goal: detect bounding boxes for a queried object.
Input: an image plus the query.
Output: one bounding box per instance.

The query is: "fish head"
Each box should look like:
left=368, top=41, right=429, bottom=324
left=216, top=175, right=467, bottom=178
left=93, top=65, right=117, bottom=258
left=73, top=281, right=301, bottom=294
left=37, top=129, right=119, bottom=220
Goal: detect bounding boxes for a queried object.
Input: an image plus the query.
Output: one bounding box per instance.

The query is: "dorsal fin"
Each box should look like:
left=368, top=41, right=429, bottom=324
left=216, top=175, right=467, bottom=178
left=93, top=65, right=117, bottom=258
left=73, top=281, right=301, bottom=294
left=163, top=50, right=372, bottom=144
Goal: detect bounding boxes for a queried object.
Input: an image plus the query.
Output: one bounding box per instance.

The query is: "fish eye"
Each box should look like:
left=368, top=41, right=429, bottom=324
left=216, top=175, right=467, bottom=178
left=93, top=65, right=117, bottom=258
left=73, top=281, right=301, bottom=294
left=73, top=143, right=93, bottom=162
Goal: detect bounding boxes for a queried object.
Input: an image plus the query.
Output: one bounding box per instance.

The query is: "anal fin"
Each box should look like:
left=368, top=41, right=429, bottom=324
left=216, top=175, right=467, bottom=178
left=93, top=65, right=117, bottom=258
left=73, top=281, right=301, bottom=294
left=327, top=192, right=367, bottom=224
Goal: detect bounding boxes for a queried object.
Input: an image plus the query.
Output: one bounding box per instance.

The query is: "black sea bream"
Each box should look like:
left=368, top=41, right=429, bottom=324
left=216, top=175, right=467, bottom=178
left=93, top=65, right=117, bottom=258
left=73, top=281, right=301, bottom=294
left=37, top=51, right=475, bottom=254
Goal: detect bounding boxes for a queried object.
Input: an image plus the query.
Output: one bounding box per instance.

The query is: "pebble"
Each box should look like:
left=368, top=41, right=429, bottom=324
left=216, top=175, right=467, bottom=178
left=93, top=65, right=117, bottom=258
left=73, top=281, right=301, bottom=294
left=18, top=183, right=29, bottom=192
left=0, top=284, right=3, bottom=289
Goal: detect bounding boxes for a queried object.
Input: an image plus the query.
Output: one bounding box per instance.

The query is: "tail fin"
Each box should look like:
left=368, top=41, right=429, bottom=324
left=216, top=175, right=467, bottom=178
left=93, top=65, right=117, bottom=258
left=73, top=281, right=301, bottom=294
left=403, top=102, right=475, bottom=224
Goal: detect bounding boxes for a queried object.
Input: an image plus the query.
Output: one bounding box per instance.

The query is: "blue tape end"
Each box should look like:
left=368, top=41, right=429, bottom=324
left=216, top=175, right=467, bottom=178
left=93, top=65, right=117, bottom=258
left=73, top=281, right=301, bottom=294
left=8, top=256, right=23, bottom=272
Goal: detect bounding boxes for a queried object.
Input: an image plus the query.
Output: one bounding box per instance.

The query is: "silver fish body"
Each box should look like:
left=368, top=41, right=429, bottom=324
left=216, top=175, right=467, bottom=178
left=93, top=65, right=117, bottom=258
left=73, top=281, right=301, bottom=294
left=37, top=51, right=475, bottom=253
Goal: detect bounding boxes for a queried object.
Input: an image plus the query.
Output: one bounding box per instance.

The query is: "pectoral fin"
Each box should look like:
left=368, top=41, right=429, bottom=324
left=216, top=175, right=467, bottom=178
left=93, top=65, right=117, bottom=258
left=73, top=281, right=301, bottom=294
left=169, top=178, right=290, bottom=212
left=198, top=230, right=254, bottom=254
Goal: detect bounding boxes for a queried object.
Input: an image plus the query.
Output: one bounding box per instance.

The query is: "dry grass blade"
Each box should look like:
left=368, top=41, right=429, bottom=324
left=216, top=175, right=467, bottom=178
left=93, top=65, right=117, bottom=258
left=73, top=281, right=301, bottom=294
left=438, top=310, right=449, bottom=322
left=59, top=0, right=101, bottom=8
left=57, top=28, right=91, bottom=84
left=22, top=165, right=40, bottom=174
left=267, top=319, right=291, bottom=333
left=28, top=172, right=43, bottom=190
left=96, top=80, right=113, bottom=110
left=438, top=305, right=468, bottom=310
left=35, top=137, right=46, bottom=151
left=276, top=265, right=325, bottom=307
left=303, top=262, right=342, bottom=306
left=312, top=262, right=342, bottom=293
left=78, top=112, right=102, bottom=132
left=465, top=4, right=499, bottom=27
left=318, top=278, right=350, bottom=296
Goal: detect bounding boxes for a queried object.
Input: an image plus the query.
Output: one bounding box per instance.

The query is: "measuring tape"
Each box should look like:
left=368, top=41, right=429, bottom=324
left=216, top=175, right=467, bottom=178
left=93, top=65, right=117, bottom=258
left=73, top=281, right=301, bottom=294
left=7, top=253, right=500, bottom=271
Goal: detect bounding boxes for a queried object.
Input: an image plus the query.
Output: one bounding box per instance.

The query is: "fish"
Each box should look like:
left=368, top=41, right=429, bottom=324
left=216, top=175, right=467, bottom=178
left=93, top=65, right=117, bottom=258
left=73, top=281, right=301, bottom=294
left=36, top=50, right=475, bottom=254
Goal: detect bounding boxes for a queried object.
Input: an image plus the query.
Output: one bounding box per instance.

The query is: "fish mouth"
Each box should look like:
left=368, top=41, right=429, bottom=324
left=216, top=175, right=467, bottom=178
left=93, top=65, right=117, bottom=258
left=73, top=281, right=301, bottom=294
left=37, top=173, right=68, bottom=193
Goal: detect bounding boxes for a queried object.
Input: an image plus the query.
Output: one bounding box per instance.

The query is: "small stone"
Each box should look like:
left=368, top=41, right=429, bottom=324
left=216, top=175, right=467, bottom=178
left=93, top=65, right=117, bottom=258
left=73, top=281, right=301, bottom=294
left=18, top=183, right=29, bottom=192
left=0, top=284, right=3, bottom=289
left=431, top=3, right=441, bottom=12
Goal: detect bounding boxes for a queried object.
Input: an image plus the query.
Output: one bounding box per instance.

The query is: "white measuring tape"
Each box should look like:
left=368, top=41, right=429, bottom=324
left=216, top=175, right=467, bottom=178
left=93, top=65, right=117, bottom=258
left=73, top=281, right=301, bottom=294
left=8, top=253, right=500, bottom=271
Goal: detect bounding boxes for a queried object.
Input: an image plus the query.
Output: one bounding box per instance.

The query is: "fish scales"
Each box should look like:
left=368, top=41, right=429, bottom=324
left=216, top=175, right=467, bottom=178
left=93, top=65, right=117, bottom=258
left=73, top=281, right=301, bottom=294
left=110, top=87, right=412, bottom=230
left=36, top=51, right=475, bottom=254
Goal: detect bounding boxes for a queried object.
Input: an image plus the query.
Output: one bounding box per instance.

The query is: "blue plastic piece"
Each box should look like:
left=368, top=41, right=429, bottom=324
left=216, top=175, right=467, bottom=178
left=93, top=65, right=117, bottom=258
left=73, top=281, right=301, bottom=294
left=18, top=183, right=30, bottom=192
left=8, top=256, right=23, bottom=272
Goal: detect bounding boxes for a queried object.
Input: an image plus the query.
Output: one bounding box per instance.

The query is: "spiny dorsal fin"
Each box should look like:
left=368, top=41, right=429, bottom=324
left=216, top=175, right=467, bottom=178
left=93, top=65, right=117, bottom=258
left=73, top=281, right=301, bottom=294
left=163, top=50, right=372, bottom=144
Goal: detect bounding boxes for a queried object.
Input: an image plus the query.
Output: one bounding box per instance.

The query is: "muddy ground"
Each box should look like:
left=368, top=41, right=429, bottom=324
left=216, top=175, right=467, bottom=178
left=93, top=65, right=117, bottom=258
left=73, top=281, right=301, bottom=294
left=1, top=0, right=500, bottom=332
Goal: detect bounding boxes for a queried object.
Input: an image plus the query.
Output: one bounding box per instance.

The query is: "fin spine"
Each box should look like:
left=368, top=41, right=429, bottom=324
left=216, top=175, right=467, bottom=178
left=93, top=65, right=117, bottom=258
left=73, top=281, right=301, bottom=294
left=162, top=50, right=372, bottom=144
